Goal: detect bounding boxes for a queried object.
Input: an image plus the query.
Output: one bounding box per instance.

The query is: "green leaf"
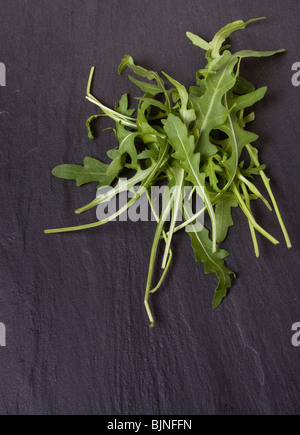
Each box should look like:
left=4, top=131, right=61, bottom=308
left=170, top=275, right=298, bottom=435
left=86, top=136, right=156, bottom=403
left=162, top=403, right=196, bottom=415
left=186, top=31, right=211, bottom=51
left=86, top=67, right=137, bottom=129
left=220, top=87, right=265, bottom=160
left=163, top=114, right=200, bottom=184
left=114, top=122, right=140, bottom=169
left=118, top=55, right=166, bottom=93
left=233, top=76, right=255, bottom=95
left=189, top=85, right=203, bottom=97
left=243, top=111, right=255, bottom=125
left=107, top=148, right=120, bottom=160
left=135, top=96, right=167, bottom=113
left=216, top=87, right=264, bottom=189
left=240, top=162, right=266, bottom=178
left=206, top=155, right=223, bottom=191
left=215, top=199, right=238, bottom=243
left=119, top=55, right=171, bottom=113
left=106, top=153, right=126, bottom=178
left=184, top=203, right=234, bottom=309
left=234, top=49, right=286, bottom=59
left=209, top=18, right=265, bottom=58
left=163, top=72, right=196, bottom=126
left=129, top=76, right=162, bottom=96
left=52, top=157, right=113, bottom=187
left=86, top=114, right=106, bottom=139
left=118, top=55, right=157, bottom=80
left=163, top=113, right=217, bottom=252
left=137, top=149, right=159, bottom=160
left=136, top=99, right=163, bottom=139
left=75, top=138, right=169, bottom=215
left=114, top=93, right=135, bottom=117
left=190, top=50, right=239, bottom=159
left=233, top=86, right=267, bottom=112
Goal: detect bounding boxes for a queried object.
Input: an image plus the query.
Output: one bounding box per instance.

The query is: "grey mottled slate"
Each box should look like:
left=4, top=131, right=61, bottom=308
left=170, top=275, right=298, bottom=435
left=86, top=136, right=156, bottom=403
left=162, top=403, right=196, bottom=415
left=0, top=0, right=300, bottom=415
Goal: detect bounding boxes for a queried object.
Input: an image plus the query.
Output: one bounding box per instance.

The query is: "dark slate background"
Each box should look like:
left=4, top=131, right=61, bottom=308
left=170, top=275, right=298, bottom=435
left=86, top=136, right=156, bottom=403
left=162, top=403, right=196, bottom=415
left=0, top=0, right=299, bottom=416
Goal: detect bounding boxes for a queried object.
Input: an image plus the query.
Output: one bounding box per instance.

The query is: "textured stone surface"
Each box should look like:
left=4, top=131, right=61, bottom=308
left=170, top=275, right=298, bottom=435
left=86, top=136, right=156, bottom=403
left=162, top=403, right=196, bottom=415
left=0, top=0, right=300, bottom=415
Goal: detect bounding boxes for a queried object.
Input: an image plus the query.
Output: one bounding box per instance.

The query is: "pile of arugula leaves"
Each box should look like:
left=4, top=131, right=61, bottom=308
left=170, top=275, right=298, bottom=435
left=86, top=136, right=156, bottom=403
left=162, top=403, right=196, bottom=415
left=45, top=18, right=291, bottom=327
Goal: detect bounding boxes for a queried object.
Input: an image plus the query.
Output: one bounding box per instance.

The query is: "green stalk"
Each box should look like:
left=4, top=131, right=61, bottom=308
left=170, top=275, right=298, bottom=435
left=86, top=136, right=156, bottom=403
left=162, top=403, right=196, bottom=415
left=241, top=182, right=259, bottom=257
left=259, top=171, right=292, bottom=248
left=161, top=168, right=185, bottom=269
left=144, top=199, right=173, bottom=328
left=86, top=67, right=137, bottom=128
left=44, top=187, right=144, bottom=234
left=237, top=172, right=272, bottom=211
left=169, top=191, right=258, bottom=236
left=147, top=190, right=173, bottom=290
left=149, top=253, right=172, bottom=294
left=231, top=181, right=279, bottom=245
left=246, top=144, right=292, bottom=248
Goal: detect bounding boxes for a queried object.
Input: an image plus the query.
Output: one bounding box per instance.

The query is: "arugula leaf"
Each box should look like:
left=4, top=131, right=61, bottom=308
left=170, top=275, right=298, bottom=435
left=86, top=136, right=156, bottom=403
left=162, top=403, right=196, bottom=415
left=135, top=96, right=168, bottom=113
left=52, top=157, right=113, bottom=187
left=217, top=87, right=264, bottom=186
left=162, top=72, right=196, bottom=126
left=137, top=149, right=159, bottom=160
left=233, top=76, right=255, bottom=95
left=86, top=114, right=106, bottom=139
left=184, top=203, right=234, bottom=309
left=163, top=113, right=217, bottom=252
left=106, top=153, right=126, bottom=178
left=234, top=49, right=286, bottom=59
left=215, top=199, right=238, bottom=243
left=209, top=18, right=265, bottom=59
left=128, top=76, right=162, bottom=97
left=137, top=99, right=164, bottom=139
left=231, top=86, right=267, bottom=112
left=190, top=51, right=239, bottom=159
left=114, top=122, right=140, bottom=169
left=119, top=55, right=171, bottom=113
left=118, top=54, right=157, bottom=80
left=115, top=93, right=135, bottom=117
left=75, top=138, right=169, bottom=215
left=243, top=112, right=255, bottom=125
left=186, top=32, right=210, bottom=51
left=118, top=55, right=166, bottom=94
left=206, top=155, right=223, bottom=192
left=107, top=148, right=120, bottom=160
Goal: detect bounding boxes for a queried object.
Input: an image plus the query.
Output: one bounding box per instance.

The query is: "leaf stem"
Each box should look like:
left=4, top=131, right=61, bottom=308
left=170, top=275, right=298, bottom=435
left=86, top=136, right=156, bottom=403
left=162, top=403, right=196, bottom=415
left=86, top=96, right=137, bottom=128
left=259, top=171, right=292, bottom=248
left=161, top=168, right=185, bottom=269
left=144, top=200, right=173, bottom=328
left=246, top=144, right=291, bottom=249
left=86, top=67, right=137, bottom=128
left=231, top=181, right=279, bottom=245
left=44, top=190, right=142, bottom=234
left=241, top=182, right=259, bottom=257
left=150, top=252, right=173, bottom=294
left=167, top=190, right=258, bottom=236
left=237, top=172, right=272, bottom=211
left=147, top=191, right=173, bottom=293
